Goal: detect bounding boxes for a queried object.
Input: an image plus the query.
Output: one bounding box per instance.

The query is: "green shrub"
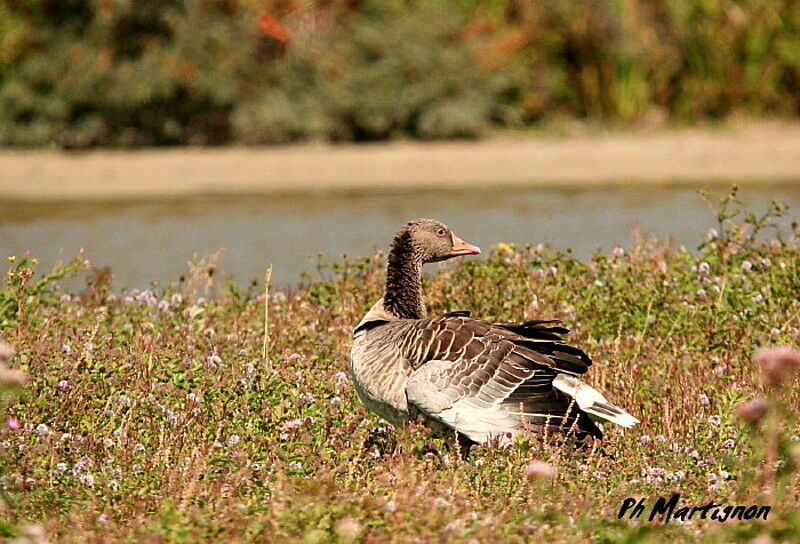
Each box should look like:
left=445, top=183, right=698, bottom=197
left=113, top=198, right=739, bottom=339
left=0, top=253, right=84, bottom=329
left=0, top=0, right=798, bottom=147
left=236, top=0, right=526, bottom=142
left=0, top=0, right=258, bottom=147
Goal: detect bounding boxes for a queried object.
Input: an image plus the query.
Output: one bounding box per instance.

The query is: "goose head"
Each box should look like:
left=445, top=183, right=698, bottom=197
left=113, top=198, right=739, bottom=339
left=394, top=219, right=481, bottom=264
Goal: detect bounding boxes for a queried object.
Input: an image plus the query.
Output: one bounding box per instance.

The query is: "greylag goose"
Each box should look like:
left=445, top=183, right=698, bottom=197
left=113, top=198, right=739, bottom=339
left=350, top=219, right=638, bottom=448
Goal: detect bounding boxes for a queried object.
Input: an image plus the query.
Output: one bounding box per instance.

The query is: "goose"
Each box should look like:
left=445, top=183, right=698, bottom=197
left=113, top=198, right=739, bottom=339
left=350, top=219, right=638, bottom=450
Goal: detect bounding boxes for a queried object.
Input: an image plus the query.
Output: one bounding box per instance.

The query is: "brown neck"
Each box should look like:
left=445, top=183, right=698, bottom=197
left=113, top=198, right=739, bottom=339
left=384, top=230, right=424, bottom=319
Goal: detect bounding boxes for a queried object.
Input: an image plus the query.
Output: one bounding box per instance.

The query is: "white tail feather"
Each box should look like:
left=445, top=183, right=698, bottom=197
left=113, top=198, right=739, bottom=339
left=552, top=374, right=640, bottom=428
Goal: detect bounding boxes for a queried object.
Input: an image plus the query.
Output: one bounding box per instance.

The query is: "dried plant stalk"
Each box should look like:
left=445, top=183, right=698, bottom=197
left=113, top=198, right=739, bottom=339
left=262, top=265, right=273, bottom=363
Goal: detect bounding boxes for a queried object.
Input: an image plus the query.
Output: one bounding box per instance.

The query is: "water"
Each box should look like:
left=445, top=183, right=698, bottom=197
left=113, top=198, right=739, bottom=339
left=1, top=184, right=798, bottom=290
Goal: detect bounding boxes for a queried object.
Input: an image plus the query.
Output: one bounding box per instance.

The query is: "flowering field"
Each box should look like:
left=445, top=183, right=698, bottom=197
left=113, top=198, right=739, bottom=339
left=1, top=189, right=800, bottom=543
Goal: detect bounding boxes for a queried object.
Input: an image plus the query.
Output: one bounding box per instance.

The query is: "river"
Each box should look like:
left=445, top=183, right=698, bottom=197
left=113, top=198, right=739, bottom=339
left=1, top=184, right=798, bottom=290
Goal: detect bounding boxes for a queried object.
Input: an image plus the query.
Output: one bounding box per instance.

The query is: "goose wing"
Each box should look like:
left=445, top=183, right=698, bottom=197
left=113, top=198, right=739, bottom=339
left=402, top=314, right=604, bottom=443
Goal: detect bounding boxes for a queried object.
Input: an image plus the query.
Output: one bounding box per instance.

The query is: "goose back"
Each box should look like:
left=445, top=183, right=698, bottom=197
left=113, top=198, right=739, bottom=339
left=351, top=306, right=604, bottom=442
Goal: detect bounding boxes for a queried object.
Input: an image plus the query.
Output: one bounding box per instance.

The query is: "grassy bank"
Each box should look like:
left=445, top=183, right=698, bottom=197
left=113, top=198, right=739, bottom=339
left=1, top=190, right=800, bottom=542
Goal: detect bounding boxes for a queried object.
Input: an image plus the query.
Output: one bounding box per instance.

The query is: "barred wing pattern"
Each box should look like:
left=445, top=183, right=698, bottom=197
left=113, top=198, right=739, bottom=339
left=401, top=313, right=615, bottom=443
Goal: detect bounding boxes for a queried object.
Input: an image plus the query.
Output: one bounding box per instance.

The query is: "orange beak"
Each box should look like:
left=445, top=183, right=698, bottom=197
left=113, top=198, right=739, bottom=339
left=450, top=234, right=481, bottom=256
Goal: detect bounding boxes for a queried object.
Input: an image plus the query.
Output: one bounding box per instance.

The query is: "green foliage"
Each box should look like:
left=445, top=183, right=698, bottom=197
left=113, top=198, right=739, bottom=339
left=0, top=253, right=84, bottom=329
left=514, top=0, right=800, bottom=122
left=1, top=0, right=799, bottom=147
left=235, top=0, right=522, bottom=142
left=0, top=0, right=256, bottom=146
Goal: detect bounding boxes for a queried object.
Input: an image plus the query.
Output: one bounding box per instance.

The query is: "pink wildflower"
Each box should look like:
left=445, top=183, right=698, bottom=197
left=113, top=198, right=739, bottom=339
left=756, top=346, right=800, bottom=386
left=0, top=343, right=15, bottom=361
left=525, top=460, right=557, bottom=479
left=734, top=397, right=768, bottom=424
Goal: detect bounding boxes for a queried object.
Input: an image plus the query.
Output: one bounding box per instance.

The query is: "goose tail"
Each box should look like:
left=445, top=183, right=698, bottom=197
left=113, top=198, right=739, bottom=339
left=552, top=374, right=640, bottom=428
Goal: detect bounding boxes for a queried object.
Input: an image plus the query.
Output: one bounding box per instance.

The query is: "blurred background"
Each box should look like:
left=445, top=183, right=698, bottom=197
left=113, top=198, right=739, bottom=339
left=1, top=0, right=799, bottom=287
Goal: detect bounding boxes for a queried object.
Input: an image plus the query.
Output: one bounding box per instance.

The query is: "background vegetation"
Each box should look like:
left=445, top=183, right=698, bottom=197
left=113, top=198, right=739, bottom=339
left=1, top=190, right=799, bottom=542
left=0, top=0, right=798, bottom=147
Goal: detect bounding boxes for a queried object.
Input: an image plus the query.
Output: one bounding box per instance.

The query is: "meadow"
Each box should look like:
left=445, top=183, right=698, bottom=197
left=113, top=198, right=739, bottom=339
left=1, top=188, right=799, bottom=543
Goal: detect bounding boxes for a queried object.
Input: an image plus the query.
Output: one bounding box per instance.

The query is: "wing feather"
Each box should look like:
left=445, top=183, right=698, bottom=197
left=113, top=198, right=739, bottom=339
left=398, top=313, right=627, bottom=443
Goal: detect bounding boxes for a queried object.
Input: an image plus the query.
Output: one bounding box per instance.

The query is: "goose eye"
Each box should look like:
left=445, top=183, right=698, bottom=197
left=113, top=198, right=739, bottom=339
left=437, top=228, right=446, bottom=236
